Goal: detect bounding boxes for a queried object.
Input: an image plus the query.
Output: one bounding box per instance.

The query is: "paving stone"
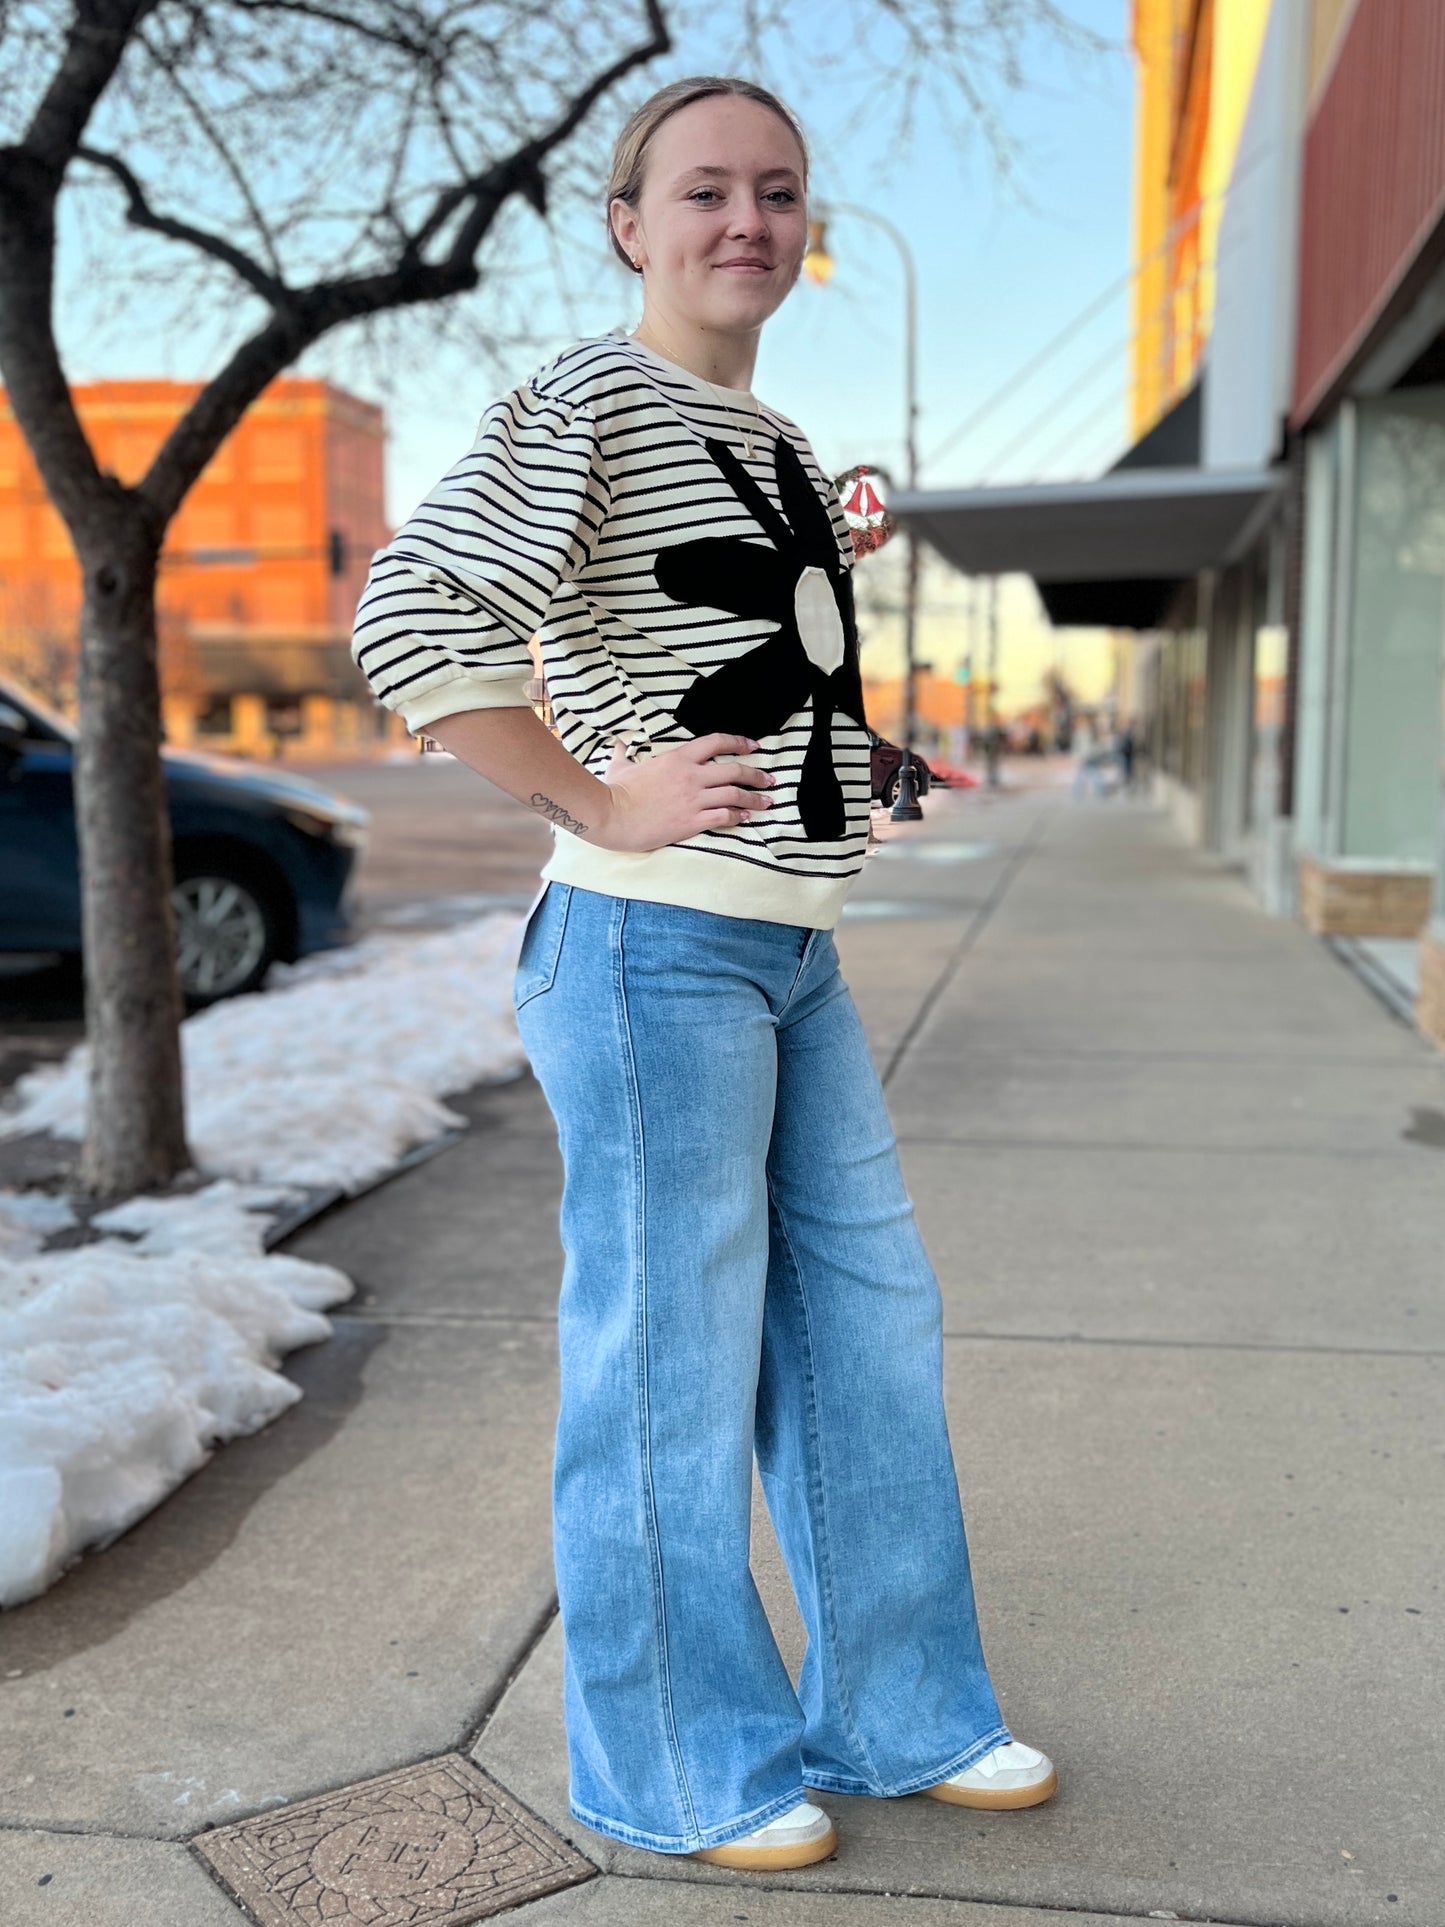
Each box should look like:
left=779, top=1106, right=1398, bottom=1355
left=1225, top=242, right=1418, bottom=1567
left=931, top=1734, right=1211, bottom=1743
left=519, top=1875, right=1187, bottom=1924
left=0, top=1828, right=245, bottom=1927
left=193, top=1754, right=594, bottom=1926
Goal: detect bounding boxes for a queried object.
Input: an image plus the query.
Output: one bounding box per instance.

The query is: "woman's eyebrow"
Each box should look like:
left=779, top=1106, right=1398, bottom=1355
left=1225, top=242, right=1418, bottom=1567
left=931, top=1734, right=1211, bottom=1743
left=674, top=164, right=803, bottom=184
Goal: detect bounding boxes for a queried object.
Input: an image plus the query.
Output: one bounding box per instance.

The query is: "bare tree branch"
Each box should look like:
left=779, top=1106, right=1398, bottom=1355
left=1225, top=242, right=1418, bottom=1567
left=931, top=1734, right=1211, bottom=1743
left=136, top=0, right=672, bottom=522
left=232, top=0, right=447, bottom=62
left=19, top=0, right=158, bottom=171
left=136, top=19, right=285, bottom=278
left=412, top=0, right=670, bottom=261
left=75, top=143, right=291, bottom=303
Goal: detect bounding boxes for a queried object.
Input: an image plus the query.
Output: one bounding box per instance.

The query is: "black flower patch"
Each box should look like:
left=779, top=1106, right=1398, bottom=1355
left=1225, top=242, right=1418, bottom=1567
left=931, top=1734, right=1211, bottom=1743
left=655, top=435, right=867, bottom=841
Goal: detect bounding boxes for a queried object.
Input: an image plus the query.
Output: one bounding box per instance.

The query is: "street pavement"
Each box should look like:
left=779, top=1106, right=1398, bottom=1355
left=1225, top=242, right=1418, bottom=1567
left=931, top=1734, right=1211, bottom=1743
left=2, top=777, right=1442, bottom=1926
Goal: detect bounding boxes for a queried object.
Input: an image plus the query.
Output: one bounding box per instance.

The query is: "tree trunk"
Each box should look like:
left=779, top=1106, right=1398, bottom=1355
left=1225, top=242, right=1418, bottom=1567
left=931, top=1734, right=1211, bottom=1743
left=74, top=510, right=191, bottom=1197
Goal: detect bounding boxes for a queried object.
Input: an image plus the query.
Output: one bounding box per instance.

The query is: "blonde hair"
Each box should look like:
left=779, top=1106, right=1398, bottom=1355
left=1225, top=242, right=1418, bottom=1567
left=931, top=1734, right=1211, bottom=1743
left=606, top=76, right=809, bottom=274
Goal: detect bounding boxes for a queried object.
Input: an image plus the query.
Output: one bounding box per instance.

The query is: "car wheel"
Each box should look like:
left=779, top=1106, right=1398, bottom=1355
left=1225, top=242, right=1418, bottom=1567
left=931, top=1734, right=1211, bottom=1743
left=879, top=769, right=900, bottom=810
left=171, top=866, right=281, bottom=1002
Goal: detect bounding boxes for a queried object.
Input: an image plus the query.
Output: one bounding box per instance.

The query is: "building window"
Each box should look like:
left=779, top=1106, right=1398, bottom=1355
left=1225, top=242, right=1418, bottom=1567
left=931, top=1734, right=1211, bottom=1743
left=266, top=697, right=304, bottom=741
left=195, top=695, right=234, bottom=736
left=1340, top=388, right=1445, bottom=862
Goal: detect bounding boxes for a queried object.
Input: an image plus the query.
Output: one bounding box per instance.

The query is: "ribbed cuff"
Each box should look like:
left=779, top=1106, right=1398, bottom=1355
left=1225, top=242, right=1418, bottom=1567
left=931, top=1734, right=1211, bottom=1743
left=397, top=672, right=536, bottom=733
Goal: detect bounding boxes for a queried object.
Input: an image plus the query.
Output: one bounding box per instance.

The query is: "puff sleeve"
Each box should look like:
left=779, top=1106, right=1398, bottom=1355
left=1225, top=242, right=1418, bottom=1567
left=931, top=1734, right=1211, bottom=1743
left=351, top=383, right=609, bottom=733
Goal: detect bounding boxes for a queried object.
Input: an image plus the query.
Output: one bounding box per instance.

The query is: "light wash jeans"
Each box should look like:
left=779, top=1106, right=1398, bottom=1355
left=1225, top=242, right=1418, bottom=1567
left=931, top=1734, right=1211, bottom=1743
left=514, top=882, right=1010, bottom=1854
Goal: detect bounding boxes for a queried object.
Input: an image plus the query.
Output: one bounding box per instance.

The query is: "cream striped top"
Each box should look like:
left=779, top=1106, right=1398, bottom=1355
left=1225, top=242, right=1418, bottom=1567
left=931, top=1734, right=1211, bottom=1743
left=351, top=332, right=872, bottom=929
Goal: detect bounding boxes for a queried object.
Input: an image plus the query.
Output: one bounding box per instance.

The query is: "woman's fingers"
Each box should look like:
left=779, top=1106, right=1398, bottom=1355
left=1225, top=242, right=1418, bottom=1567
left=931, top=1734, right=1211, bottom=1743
left=700, top=759, right=773, bottom=793
left=696, top=805, right=756, bottom=827
left=706, top=785, right=772, bottom=810
left=686, top=732, right=761, bottom=762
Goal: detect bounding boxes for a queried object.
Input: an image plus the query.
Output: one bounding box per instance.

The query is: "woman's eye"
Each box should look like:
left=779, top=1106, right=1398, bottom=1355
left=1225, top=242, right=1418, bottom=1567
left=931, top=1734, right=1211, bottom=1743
left=689, top=189, right=721, bottom=205
left=764, top=190, right=798, bottom=206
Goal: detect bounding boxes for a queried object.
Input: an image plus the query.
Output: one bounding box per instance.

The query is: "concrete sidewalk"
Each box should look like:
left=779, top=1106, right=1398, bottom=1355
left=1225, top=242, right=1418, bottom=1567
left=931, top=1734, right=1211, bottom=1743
left=3, top=784, right=1442, bottom=1927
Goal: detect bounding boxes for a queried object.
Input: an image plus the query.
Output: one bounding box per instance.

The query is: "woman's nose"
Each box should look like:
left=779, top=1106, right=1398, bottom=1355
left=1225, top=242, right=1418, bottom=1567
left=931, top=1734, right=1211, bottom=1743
left=729, top=204, right=770, bottom=239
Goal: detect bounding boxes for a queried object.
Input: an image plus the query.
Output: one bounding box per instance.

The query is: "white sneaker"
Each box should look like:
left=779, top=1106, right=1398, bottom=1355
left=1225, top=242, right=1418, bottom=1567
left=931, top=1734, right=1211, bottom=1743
left=922, top=1739, right=1058, bottom=1809
left=690, top=1798, right=838, bottom=1868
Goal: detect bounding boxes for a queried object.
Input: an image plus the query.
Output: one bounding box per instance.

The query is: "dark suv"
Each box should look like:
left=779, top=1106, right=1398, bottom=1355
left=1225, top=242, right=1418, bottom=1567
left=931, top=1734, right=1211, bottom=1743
left=0, top=676, right=367, bottom=1001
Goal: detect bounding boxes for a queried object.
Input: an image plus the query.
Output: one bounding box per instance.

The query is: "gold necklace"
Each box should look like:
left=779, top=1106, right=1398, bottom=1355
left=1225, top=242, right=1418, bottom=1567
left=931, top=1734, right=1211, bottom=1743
left=700, top=376, right=765, bottom=461
left=630, top=329, right=764, bottom=459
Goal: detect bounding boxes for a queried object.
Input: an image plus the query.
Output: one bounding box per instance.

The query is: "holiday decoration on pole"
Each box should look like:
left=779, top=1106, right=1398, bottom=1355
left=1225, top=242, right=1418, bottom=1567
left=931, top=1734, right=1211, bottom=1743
left=834, top=464, right=896, bottom=560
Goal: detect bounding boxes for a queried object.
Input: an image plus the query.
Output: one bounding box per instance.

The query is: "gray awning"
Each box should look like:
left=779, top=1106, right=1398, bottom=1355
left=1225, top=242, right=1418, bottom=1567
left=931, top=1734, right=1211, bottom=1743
left=891, top=466, right=1283, bottom=627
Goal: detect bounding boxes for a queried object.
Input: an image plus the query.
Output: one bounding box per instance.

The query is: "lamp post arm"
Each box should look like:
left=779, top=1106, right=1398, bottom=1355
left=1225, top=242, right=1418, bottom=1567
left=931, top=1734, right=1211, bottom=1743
left=812, top=199, right=924, bottom=815
left=816, top=201, right=919, bottom=491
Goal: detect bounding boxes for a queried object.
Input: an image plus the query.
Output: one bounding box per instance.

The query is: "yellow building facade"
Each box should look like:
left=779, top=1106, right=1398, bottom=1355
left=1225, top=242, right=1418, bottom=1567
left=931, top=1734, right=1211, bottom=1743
left=1130, top=0, right=1274, bottom=439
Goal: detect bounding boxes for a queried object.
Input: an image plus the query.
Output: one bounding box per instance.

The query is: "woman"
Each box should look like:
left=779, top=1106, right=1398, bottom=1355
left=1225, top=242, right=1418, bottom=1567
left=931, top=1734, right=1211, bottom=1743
left=351, top=75, right=1056, bottom=1871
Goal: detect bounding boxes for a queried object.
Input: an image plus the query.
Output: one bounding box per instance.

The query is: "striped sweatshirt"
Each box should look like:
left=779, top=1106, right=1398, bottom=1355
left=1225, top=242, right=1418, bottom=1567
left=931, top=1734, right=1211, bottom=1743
left=351, top=332, right=872, bottom=929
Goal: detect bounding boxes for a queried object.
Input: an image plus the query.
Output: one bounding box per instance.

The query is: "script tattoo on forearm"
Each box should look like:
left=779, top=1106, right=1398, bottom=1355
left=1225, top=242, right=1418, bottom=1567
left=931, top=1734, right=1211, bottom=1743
left=529, top=792, right=588, bottom=836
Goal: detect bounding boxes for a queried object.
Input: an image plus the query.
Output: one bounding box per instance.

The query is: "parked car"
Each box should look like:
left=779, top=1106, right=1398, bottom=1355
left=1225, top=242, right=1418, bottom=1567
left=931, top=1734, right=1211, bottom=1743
left=925, top=760, right=979, bottom=789
left=867, top=729, right=935, bottom=809
left=0, top=676, right=368, bottom=1002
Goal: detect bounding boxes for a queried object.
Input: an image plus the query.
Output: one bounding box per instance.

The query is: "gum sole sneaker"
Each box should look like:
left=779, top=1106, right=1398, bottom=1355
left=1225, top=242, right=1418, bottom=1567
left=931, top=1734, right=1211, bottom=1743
left=690, top=1800, right=838, bottom=1869
left=922, top=1740, right=1058, bottom=1810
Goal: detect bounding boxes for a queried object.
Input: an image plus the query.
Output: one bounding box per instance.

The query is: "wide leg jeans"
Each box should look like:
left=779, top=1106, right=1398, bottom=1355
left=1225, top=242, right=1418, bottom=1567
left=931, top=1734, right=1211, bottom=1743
left=514, top=881, right=1009, bottom=1853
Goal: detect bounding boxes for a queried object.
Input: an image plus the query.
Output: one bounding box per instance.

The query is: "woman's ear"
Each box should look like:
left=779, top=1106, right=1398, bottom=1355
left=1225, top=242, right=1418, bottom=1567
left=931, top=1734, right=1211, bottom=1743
left=610, top=198, right=644, bottom=272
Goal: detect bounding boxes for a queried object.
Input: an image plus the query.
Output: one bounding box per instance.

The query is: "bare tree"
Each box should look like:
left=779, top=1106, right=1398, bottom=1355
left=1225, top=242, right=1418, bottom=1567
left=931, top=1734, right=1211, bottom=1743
left=0, top=0, right=1094, bottom=1199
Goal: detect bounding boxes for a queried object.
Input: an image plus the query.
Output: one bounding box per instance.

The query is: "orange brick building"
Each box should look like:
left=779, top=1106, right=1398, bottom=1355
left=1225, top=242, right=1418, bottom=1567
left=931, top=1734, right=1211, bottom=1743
left=0, top=376, right=402, bottom=756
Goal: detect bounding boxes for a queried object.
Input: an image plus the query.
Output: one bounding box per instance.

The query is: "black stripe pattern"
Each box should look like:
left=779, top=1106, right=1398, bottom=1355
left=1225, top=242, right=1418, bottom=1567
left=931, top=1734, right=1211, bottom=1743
left=351, top=334, right=873, bottom=898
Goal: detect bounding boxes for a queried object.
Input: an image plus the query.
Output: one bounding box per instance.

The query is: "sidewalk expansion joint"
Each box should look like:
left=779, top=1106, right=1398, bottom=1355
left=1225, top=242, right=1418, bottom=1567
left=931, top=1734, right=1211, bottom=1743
left=897, top=1134, right=1425, bottom=1160
left=0, top=1817, right=180, bottom=1843
left=936, top=1047, right=1439, bottom=1068
left=463, top=1593, right=561, bottom=1755
left=608, top=1867, right=1265, bottom=1927
left=938, top=1327, right=1445, bottom=1359
left=333, top=1307, right=557, bottom=1328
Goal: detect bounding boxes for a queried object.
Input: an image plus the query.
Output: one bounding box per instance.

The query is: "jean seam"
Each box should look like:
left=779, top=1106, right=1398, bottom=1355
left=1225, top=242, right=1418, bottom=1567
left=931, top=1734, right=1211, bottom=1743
left=767, top=1181, right=884, bottom=1793
left=778, top=928, right=817, bottom=1013
left=514, top=882, right=573, bottom=1011
left=613, top=894, right=699, bottom=1844
left=778, top=938, right=844, bottom=1032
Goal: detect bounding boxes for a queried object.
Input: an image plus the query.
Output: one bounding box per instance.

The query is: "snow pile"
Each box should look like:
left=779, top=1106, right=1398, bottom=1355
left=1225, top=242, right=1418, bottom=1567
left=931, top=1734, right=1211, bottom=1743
left=0, top=1192, right=77, bottom=1257
left=0, top=1183, right=353, bottom=1609
left=0, top=912, right=528, bottom=1193
left=0, top=910, right=532, bottom=1607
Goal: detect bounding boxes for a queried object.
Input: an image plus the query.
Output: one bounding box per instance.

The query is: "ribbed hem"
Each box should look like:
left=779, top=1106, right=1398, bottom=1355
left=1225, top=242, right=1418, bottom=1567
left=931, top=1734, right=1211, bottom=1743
left=540, top=834, right=859, bottom=930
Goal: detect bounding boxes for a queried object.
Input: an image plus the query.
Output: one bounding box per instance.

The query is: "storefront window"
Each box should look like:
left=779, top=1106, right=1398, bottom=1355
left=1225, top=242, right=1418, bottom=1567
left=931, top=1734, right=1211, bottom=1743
left=1250, top=621, right=1288, bottom=829
left=1294, top=420, right=1342, bottom=856
left=1341, top=388, right=1445, bottom=862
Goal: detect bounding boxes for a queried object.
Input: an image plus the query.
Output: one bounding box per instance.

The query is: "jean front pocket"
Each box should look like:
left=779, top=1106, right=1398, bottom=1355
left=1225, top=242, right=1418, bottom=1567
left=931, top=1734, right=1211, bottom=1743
left=514, top=882, right=572, bottom=1012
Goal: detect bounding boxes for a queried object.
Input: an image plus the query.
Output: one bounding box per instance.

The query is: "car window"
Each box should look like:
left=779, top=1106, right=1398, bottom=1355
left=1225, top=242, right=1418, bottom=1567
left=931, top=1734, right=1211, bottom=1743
left=0, top=681, right=75, bottom=745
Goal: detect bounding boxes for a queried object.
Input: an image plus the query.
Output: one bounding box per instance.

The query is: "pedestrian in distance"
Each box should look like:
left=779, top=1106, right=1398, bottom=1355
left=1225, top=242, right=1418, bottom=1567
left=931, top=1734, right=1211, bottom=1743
left=1117, top=719, right=1137, bottom=793
left=351, top=75, right=1056, bottom=1873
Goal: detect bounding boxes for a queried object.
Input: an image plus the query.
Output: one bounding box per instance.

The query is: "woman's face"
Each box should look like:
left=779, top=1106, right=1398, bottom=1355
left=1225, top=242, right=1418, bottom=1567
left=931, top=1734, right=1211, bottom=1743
left=612, top=95, right=808, bottom=340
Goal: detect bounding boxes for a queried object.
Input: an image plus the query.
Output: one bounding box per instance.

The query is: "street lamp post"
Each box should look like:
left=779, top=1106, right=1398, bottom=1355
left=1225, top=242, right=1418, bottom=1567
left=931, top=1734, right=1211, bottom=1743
left=803, top=205, right=923, bottom=821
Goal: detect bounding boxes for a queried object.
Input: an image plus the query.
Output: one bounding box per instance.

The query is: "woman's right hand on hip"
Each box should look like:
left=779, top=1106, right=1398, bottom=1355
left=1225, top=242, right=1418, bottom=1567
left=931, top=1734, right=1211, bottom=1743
left=594, top=734, right=776, bottom=852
